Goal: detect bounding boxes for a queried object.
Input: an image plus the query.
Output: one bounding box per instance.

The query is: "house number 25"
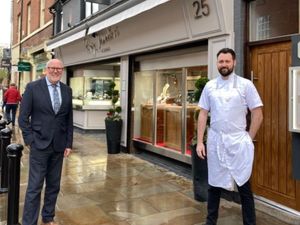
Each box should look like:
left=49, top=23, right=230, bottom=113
left=193, top=0, right=210, bottom=19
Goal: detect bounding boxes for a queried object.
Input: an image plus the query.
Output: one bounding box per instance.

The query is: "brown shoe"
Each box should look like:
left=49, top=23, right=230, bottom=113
left=41, top=221, right=59, bottom=225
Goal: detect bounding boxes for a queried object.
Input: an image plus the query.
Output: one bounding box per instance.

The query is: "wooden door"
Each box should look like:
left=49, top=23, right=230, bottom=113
left=250, top=42, right=300, bottom=211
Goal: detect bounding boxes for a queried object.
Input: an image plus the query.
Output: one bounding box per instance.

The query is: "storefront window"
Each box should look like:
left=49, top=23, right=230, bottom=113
left=70, top=77, right=84, bottom=107
left=156, top=69, right=183, bottom=152
left=133, top=65, right=208, bottom=157
left=133, top=71, right=154, bottom=142
left=249, top=0, right=298, bottom=41
left=70, top=63, right=120, bottom=109
left=185, top=66, right=207, bottom=155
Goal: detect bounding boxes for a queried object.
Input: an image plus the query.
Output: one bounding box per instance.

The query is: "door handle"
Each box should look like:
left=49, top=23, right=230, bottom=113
left=251, top=71, right=259, bottom=82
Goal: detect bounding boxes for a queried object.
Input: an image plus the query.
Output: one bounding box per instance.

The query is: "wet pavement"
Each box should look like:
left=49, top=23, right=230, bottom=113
left=0, top=125, right=299, bottom=225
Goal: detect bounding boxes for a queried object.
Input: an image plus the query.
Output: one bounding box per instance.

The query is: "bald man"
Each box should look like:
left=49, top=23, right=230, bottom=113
left=19, top=59, right=73, bottom=225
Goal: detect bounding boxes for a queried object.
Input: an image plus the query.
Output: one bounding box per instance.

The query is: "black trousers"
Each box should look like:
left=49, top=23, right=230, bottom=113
left=22, top=144, right=64, bottom=225
left=206, top=181, right=256, bottom=225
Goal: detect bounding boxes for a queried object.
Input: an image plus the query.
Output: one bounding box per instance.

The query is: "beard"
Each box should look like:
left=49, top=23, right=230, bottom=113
left=218, top=66, right=234, bottom=77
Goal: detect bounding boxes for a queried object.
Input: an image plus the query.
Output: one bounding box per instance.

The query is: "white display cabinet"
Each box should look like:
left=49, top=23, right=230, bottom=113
left=70, top=76, right=120, bottom=130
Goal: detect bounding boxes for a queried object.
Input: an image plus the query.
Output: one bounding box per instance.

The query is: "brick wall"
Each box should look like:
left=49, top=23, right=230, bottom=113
left=22, top=25, right=53, bottom=50
left=12, top=0, right=55, bottom=46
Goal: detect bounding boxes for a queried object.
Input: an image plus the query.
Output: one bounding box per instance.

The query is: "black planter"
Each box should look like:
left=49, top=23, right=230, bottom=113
left=105, top=119, right=122, bottom=154
left=191, top=144, right=209, bottom=202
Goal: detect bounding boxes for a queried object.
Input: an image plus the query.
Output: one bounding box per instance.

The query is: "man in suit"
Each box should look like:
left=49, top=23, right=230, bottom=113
left=19, top=59, right=73, bottom=225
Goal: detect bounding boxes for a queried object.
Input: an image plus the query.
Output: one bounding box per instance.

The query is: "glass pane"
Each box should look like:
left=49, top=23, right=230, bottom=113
left=156, top=69, right=183, bottom=152
left=70, top=63, right=120, bottom=108
left=70, top=77, right=84, bottom=106
left=249, top=0, right=298, bottom=41
left=85, top=2, right=92, bottom=17
left=133, top=71, right=154, bottom=142
left=92, top=3, right=100, bottom=14
left=185, top=66, right=208, bottom=155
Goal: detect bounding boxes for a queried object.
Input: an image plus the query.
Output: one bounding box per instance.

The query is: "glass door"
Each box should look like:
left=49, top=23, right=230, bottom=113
left=155, top=69, right=183, bottom=152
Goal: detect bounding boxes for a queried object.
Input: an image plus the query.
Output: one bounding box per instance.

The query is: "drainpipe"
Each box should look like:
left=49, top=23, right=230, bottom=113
left=8, top=0, right=13, bottom=85
left=18, top=0, right=23, bottom=90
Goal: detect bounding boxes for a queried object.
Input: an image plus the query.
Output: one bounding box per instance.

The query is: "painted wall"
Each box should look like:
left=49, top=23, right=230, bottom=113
left=55, top=0, right=232, bottom=69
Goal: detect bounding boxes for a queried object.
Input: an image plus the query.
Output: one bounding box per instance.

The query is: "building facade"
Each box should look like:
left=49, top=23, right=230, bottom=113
left=37, top=0, right=300, bottom=217
left=11, top=0, right=55, bottom=93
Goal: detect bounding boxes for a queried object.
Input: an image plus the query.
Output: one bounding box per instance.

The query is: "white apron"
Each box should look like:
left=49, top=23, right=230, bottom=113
left=206, top=75, right=254, bottom=191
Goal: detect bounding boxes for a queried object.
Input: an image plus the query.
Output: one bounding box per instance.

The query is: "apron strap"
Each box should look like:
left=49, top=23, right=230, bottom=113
left=216, top=74, right=237, bottom=89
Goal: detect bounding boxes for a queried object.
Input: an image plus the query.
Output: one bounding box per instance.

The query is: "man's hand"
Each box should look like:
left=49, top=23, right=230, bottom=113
left=64, top=148, right=72, bottom=157
left=249, top=107, right=263, bottom=140
left=196, top=142, right=206, bottom=159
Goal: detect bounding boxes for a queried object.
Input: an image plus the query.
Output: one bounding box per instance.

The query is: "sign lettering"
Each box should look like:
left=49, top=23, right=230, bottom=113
left=84, top=26, right=120, bottom=55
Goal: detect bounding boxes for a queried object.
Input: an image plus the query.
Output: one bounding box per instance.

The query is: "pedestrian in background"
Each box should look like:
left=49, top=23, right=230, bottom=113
left=196, top=48, right=263, bottom=225
left=4, top=83, right=22, bottom=126
left=19, top=59, right=73, bottom=225
left=2, top=85, right=8, bottom=113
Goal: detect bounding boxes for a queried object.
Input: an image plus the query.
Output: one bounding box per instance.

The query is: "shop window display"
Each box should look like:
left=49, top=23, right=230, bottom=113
left=68, top=63, right=121, bottom=130
left=134, top=71, right=155, bottom=142
left=70, top=75, right=120, bottom=109
left=133, top=66, right=207, bottom=156
left=185, top=66, right=208, bottom=155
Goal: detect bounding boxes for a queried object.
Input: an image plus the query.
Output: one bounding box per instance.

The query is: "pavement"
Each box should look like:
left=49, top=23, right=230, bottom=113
left=0, top=124, right=299, bottom=225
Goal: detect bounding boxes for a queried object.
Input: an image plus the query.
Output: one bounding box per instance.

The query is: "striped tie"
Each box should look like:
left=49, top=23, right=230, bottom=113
left=52, top=84, right=60, bottom=114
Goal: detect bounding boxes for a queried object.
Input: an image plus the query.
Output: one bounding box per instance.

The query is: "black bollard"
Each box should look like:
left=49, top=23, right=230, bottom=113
left=7, top=143, right=23, bottom=225
left=0, top=120, right=7, bottom=130
left=0, top=127, right=11, bottom=193
left=0, top=119, right=7, bottom=169
left=191, top=144, right=208, bottom=202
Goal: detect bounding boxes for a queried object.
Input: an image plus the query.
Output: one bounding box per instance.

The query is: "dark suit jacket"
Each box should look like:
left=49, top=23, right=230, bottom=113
left=18, top=77, right=73, bottom=152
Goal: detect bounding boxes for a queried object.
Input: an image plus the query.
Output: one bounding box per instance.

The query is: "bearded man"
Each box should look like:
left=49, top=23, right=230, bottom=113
left=196, top=48, right=263, bottom=225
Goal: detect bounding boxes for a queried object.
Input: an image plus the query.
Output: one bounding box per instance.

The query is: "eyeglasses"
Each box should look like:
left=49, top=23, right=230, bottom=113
left=47, top=67, right=64, bottom=72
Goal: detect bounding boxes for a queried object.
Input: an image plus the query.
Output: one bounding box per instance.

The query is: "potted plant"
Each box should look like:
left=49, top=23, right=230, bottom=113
left=105, top=80, right=122, bottom=154
left=191, top=76, right=209, bottom=202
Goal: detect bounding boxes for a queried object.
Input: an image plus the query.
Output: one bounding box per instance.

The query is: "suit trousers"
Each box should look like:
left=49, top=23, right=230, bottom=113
left=206, top=181, right=256, bottom=225
left=22, top=144, right=64, bottom=225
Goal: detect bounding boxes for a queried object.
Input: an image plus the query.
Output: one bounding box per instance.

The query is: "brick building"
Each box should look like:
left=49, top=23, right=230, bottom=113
left=11, top=0, right=54, bottom=93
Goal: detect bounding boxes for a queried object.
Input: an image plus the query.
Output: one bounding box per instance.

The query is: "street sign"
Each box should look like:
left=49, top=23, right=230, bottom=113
left=18, top=61, right=31, bottom=72
left=1, top=59, right=11, bottom=68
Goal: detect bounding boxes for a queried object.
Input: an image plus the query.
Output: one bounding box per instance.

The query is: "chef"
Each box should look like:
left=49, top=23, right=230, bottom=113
left=196, top=48, right=263, bottom=225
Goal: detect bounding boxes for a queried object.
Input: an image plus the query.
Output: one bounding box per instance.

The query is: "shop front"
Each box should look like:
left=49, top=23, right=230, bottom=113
left=47, top=0, right=233, bottom=152
left=132, top=47, right=208, bottom=163
left=45, top=0, right=300, bottom=216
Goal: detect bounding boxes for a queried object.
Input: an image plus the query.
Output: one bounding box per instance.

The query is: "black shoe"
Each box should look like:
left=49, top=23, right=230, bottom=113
left=6, top=120, right=11, bottom=125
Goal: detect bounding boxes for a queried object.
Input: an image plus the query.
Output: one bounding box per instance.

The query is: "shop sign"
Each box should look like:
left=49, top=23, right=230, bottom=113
left=84, top=26, right=120, bottom=55
left=1, top=58, right=11, bottom=68
left=36, top=62, right=46, bottom=71
left=18, top=61, right=31, bottom=72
